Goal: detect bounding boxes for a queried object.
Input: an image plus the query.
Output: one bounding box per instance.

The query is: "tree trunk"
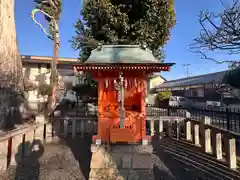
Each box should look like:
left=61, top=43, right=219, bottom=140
left=0, top=0, right=24, bottom=130
left=48, top=22, right=59, bottom=115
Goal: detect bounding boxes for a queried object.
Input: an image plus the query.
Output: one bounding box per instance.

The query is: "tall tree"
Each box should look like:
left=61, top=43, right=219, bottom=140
left=32, top=0, right=62, bottom=110
left=70, top=0, right=176, bottom=62
left=0, top=0, right=25, bottom=129
left=191, top=0, right=240, bottom=89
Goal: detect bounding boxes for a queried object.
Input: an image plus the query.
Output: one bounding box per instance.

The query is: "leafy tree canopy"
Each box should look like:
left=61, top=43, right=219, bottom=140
left=70, top=0, right=176, bottom=61
left=34, top=0, right=62, bottom=39
left=223, top=67, right=240, bottom=88
left=34, top=0, right=62, bottom=21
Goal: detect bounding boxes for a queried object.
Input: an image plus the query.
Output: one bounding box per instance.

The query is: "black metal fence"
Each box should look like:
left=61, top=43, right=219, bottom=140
left=146, top=105, right=240, bottom=133
left=55, top=101, right=240, bottom=134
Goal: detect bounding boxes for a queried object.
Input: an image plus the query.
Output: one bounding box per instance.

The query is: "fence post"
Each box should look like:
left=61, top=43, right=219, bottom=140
left=72, top=119, right=76, bottom=139
left=200, top=116, right=212, bottom=153
left=193, top=123, right=200, bottom=146
left=81, top=119, right=85, bottom=138
left=225, top=136, right=237, bottom=169
left=167, top=107, right=170, bottom=116
left=212, top=132, right=222, bottom=160
left=159, top=117, right=164, bottom=139
left=175, top=120, right=180, bottom=140
left=185, top=111, right=191, bottom=141
left=64, top=118, right=68, bottom=138
left=167, top=120, right=172, bottom=138
left=150, top=118, right=155, bottom=136
left=45, top=123, right=53, bottom=143
left=0, top=140, right=8, bottom=172
left=226, top=108, right=230, bottom=131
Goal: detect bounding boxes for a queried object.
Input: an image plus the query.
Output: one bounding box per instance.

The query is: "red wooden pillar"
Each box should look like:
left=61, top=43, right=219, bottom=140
left=141, top=78, right=147, bottom=138
left=97, top=79, right=104, bottom=141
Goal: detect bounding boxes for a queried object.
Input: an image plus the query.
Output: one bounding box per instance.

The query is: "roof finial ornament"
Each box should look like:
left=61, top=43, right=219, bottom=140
left=140, top=42, right=147, bottom=50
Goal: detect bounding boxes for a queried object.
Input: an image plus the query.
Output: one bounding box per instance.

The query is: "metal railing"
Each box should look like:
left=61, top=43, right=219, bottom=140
left=145, top=105, right=240, bottom=134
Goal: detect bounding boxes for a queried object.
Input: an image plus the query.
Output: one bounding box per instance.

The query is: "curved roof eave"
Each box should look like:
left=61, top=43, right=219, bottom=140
left=85, top=44, right=162, bottom=64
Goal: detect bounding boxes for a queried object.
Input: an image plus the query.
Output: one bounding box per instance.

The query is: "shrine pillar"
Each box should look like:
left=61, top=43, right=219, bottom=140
left=97, top=78, right=104, bottom=141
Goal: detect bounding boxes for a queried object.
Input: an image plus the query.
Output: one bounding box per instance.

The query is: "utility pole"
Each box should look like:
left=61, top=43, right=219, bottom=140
left=183, top=64, right=190, bottom=77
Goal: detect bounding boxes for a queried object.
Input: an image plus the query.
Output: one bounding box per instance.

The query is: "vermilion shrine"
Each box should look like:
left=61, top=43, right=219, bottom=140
left=73, top=44, right=174, bottom=179
left=73, top=45, right=174, bottom=144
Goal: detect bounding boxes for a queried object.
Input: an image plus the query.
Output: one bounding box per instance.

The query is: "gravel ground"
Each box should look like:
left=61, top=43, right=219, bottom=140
left=0, top=135, right=238, bottom=180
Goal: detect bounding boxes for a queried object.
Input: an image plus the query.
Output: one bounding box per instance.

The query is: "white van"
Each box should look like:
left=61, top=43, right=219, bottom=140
left=169, top=96, right=194, bottom=108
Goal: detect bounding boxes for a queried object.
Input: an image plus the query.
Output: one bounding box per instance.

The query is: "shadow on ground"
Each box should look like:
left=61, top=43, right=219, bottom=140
left=0, top=140, right=44, bottom=180
left=64, top=135, right=92, bottom=180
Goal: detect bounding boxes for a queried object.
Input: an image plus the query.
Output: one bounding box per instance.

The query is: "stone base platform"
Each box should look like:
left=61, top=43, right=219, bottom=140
left=89, top=144, right=154, bottom=180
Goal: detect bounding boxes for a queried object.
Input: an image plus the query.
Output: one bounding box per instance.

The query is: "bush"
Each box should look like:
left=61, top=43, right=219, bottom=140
left=157, top=91, right=172, bottom=101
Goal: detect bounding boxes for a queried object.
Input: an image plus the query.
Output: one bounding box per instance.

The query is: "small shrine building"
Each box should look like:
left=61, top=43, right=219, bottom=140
left=73, top=44, right=174, bottom=144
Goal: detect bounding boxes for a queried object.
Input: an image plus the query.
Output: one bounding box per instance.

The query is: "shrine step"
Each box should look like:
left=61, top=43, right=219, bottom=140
left=89, top=144, right=154, bottom=180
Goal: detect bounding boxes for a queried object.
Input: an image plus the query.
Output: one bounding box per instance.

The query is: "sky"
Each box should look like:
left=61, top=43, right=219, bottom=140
left=15, top=0, right=234, bottom=80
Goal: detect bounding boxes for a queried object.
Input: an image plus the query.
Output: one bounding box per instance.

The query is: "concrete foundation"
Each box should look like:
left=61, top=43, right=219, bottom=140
left=89, top=144, right=154, bottom=180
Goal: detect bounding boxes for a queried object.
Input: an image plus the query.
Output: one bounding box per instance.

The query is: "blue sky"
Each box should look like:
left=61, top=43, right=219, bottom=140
left=15, top=0, right=233, bottom=80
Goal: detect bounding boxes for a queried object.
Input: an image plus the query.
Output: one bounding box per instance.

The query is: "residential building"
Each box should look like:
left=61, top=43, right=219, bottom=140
left=22, top=56, right=168, bottom=108
left=151, top=71, right=239, bottom=105
left=146, top=74, right=167, bottom=104
left=22, top=55, right=82, bottom=109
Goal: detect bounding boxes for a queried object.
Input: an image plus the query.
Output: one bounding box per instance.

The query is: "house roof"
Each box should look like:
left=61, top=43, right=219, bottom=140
left=85, top=45, right=162, bottom=64
left=21, top=55, right=79, bottom=64
left=154, top=70, right=228, bottom=90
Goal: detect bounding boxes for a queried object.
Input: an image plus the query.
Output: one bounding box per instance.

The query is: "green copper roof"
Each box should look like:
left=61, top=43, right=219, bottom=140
left=85, top=45, right=161, bottom=64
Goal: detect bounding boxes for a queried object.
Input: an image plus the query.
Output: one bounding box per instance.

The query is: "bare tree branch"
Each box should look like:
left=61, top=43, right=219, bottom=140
left=190, top=0, right=240, bottom=65
left=194, top=50, right=238, bottom=64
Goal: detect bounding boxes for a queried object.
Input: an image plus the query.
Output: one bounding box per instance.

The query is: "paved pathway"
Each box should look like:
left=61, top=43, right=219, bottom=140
left=0, top=136, right=239, bottom=180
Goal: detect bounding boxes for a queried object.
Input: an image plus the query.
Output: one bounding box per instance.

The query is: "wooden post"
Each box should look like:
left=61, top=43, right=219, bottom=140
left=212, top=132, right=222, bottom=160
left=225, top=136, right=237, bottom=169
left=185, top=111, right=191, bottom=141
left=167, top=120, right=172, bottom=138
left=175, top=121, right=180, bottom=140
left=159, top=117, right=163, bottom=139
left=193, top=124, right=200, bottom=146
left=72, top=119, right=76, bottom=139
left=0, top=140, right=8, bottom=172
left=35, top=125, right=45, bottom=142
left=11, top=134, right=24, bottom=166
left=150, top=118, right=154, bottom=136
left=200, top=116, right=211, bottom=153
left=45, top=123, right=53, bottom=143
left=81, top=120, right=85, bottom=138
left=64, top=118, right=68, bottom=138
left=24, top=129, right=35, bottom=156
left=185, top=120, right=191, bottom=141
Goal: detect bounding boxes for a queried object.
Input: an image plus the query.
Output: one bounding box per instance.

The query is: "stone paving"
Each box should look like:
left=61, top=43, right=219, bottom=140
left=0, top=135, right=239, bottom=180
